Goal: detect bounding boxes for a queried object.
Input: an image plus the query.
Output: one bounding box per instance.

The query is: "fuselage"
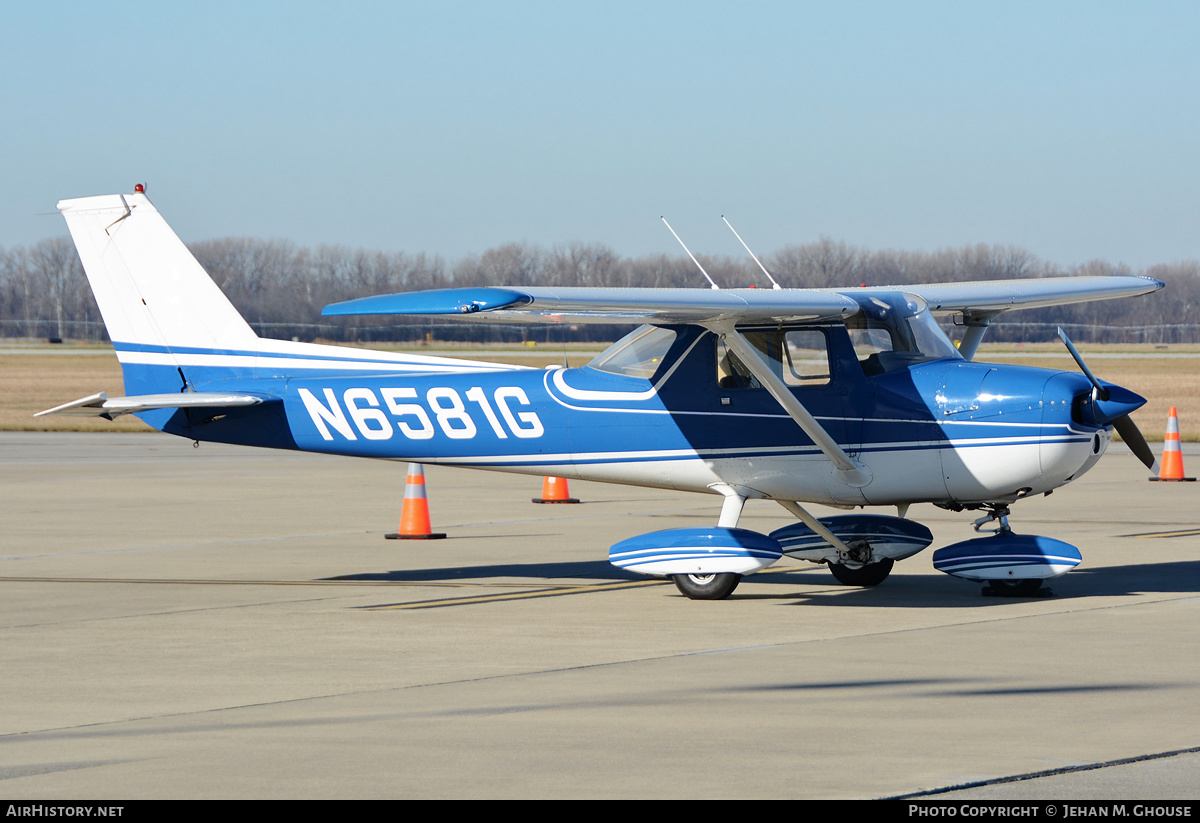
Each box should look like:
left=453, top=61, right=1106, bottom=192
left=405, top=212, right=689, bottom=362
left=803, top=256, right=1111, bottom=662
left=141, top=321, right=1113, bottom=508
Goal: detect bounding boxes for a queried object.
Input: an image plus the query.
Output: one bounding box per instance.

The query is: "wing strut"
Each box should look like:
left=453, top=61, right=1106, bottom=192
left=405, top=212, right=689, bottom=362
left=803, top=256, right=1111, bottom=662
left=709, top=321, right=871, bottom=487
left=956, top=311, right=998, bottom=361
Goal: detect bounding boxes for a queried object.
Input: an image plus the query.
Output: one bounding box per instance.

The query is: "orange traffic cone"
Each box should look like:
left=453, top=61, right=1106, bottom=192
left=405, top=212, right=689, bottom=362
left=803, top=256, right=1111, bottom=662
left=532, top=475, right=580, bottom=504
left=386, top=463, right=448, bottom=538
left=1150, top=407, right=1195, bottom=482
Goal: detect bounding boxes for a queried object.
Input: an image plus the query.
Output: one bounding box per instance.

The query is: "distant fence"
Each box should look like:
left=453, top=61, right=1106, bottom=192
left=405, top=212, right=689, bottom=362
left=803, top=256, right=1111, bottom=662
left=0, top=318, right=589, bottom=345
left=987, top=322, right=1200, bottom=345
left=4, top=318, right=1200, bottom=346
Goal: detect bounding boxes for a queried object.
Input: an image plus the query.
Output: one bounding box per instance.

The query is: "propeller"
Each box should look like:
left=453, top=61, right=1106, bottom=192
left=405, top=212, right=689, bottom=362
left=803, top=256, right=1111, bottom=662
left=1057, top=328, right=1159, bottom=472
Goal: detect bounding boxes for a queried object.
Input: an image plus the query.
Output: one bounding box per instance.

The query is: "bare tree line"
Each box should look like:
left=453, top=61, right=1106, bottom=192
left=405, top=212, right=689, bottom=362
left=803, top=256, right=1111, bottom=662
left=1, top=236, right=1197, bottom=344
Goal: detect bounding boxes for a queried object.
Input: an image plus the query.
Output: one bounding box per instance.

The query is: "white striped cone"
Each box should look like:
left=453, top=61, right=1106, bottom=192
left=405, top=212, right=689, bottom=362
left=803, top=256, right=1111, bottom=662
left=1152, top=407, right=1195, bottom=481
left=386, top=463, right=447, bottom=539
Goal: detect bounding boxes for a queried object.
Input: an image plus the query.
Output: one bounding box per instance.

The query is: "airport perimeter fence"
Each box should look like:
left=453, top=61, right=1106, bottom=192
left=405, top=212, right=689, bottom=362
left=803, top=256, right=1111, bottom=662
left=4, top=318, right=1200, bottom=347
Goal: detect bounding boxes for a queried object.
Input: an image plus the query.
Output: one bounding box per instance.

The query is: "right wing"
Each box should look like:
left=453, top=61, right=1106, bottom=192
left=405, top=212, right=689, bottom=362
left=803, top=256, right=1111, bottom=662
left=898, top=275, right=1164, bottom=315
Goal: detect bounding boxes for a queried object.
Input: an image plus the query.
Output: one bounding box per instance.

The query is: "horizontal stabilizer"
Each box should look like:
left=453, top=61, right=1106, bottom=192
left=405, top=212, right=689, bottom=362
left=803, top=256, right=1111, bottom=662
left=36, top=391, right=273, bottom=419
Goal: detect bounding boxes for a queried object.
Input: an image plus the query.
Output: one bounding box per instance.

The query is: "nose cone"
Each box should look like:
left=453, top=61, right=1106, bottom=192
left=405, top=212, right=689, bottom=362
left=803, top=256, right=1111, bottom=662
left=1075, top=382, right=1147, bottom=427
left=1040, top=372, right=1114, bottom=488
left=1043, top=372, right=1147, bottom=429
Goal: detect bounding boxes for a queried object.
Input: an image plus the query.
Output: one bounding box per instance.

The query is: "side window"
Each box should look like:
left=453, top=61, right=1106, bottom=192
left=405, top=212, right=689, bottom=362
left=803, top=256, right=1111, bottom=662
left=845, top=313, right=896, bottom=376
left=781, top=329, right=831, bottom=386
left=590, top=325, right=677, bottom=378
left=716, top=329, right=831, bottom=389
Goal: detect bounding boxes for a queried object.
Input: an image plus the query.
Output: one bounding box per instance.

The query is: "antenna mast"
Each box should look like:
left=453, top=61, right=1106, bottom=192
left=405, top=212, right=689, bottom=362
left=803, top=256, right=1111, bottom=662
left=722, top=215, right=782, bottom=290
left=661, top=217, right=720, bottom=290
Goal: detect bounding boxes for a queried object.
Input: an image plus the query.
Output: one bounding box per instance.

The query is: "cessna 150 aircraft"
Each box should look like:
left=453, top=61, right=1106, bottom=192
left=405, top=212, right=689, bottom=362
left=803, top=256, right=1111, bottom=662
left=44, top=189, right=1165, bottom=600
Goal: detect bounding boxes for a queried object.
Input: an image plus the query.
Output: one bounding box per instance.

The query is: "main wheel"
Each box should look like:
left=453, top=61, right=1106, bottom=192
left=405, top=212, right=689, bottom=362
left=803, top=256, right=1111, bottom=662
left=986, top=578, right=1043, bottom=596
left=828, top=557, right=894, bottom=587
left=672, top=573, right=741, bottom=600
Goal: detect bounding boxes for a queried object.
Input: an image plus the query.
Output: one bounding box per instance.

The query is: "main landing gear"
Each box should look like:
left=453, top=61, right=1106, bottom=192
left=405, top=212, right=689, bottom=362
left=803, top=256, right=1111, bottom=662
left=671, top=573, right=742, bottom=600
left=983, top=578, right=1046, bottom=597
left=828, top=556, right=894, bottom=587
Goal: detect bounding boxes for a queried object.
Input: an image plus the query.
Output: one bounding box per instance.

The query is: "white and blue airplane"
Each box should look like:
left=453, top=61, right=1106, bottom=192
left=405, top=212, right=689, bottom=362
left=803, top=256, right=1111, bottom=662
left=42, top=189, right=1165, bottom=599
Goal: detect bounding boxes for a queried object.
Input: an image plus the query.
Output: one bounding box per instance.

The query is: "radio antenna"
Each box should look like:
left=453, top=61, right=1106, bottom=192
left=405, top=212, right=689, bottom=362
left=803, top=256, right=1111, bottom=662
left=722, top=215, right=781, bottom=290
left=661, top=216, right=720, bottom=290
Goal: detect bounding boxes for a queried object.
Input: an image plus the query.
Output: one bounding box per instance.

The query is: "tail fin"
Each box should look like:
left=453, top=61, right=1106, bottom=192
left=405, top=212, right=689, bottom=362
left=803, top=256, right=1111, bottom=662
left=58, top=191, right=258, bottom=394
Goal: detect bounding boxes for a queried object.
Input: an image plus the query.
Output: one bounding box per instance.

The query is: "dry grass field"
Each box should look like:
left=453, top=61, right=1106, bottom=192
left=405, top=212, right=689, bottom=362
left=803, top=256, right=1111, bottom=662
left=973, top=343, right=1200, bottom=442
left=1, top=345, right=147, bottom=432
left=2, top=340, right=1197, bottom=440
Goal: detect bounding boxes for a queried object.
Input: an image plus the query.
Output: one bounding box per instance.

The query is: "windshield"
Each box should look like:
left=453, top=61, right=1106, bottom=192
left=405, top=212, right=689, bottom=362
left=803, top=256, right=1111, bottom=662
left=589, top=325, right=677, bottom=378
left=845, top=293, right=961, bottom=375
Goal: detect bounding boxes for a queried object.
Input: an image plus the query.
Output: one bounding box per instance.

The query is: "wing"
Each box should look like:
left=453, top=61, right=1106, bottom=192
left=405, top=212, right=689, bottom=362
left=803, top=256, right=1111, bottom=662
left=322, top=276, right=1162, bottom=325
left=897, top=275, right=1164, bottom=316
left=323, top=286, right=860, bottom=324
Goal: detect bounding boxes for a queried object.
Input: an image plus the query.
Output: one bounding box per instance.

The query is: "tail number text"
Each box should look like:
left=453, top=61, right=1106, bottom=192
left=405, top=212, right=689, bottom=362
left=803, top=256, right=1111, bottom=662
left=298, top=386, right=545, bottom=441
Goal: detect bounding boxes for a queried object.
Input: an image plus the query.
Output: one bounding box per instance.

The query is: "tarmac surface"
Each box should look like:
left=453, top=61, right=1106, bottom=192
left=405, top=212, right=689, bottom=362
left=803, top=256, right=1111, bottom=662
left=1, top=432, right=1198, bottom=799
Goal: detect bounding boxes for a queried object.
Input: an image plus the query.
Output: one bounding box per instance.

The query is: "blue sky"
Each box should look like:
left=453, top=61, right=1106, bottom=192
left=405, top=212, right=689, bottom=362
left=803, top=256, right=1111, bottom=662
left=4, top=1, right=1199, bottom=268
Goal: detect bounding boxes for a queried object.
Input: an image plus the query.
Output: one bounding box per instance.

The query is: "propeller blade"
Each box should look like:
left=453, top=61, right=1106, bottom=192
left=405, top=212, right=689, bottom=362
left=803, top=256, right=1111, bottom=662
left=1058, top=328, right=1155, bottom=471
left=1114, top=414, right=1159, bottom=473
left=1057, top=327, right=1109, bottom=401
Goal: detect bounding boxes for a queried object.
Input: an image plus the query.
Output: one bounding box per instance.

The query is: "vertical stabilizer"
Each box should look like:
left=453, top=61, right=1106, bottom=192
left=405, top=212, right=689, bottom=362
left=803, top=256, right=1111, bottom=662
left=57, top=191, right=258, bottom=392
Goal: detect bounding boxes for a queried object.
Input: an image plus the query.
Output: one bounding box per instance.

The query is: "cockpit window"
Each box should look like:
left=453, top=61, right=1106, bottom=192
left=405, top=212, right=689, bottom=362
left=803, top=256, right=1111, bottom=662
left=846, top=293, right=961, bottom=375
left=717, top=328, right=831, bottom=389
left=589, top=325, right=677, bottom=378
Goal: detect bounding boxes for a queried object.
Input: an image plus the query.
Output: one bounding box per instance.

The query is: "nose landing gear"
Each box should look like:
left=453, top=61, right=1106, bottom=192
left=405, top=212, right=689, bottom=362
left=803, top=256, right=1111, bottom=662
left=933, top=503, right=1081, bottom=597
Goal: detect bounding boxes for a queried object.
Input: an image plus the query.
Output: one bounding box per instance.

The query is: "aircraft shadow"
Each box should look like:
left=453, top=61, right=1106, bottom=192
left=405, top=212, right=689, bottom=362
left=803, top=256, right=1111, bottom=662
left=764, top=559, right=1200, bottom=608
left=1059, top=558, right=1200, bottom=596
left=327, top=558, right=1200, bottom=602
left=329, top=560, right=646, bottom=583
left=737, top=678, right=1169, bottom=698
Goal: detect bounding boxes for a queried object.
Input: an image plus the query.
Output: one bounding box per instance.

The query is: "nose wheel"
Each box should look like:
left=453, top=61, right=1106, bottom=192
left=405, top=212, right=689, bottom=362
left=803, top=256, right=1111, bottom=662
left=932, top=502, right=1078, bottom=596
left=984, top=578, right=1046, bottom=597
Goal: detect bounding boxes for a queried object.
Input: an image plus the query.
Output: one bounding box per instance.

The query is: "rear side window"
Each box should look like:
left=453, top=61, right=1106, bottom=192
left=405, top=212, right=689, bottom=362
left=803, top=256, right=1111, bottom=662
left=716, top=328, right=831, bottom=389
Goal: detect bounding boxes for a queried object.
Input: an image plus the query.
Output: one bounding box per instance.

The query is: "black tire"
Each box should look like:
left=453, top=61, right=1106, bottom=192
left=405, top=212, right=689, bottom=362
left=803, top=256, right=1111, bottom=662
left=672, top=573, right=741, bottom=600
left=986, top=578, right=1043, bottom=596
left=828, top=557, right=894, bottom=587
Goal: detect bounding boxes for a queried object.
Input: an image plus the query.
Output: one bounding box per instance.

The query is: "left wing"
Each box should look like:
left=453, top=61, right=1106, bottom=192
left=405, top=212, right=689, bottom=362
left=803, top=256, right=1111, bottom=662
left=323, top=286, right=860, bottom=325
left=322, top=276, right=1163, bottom=325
